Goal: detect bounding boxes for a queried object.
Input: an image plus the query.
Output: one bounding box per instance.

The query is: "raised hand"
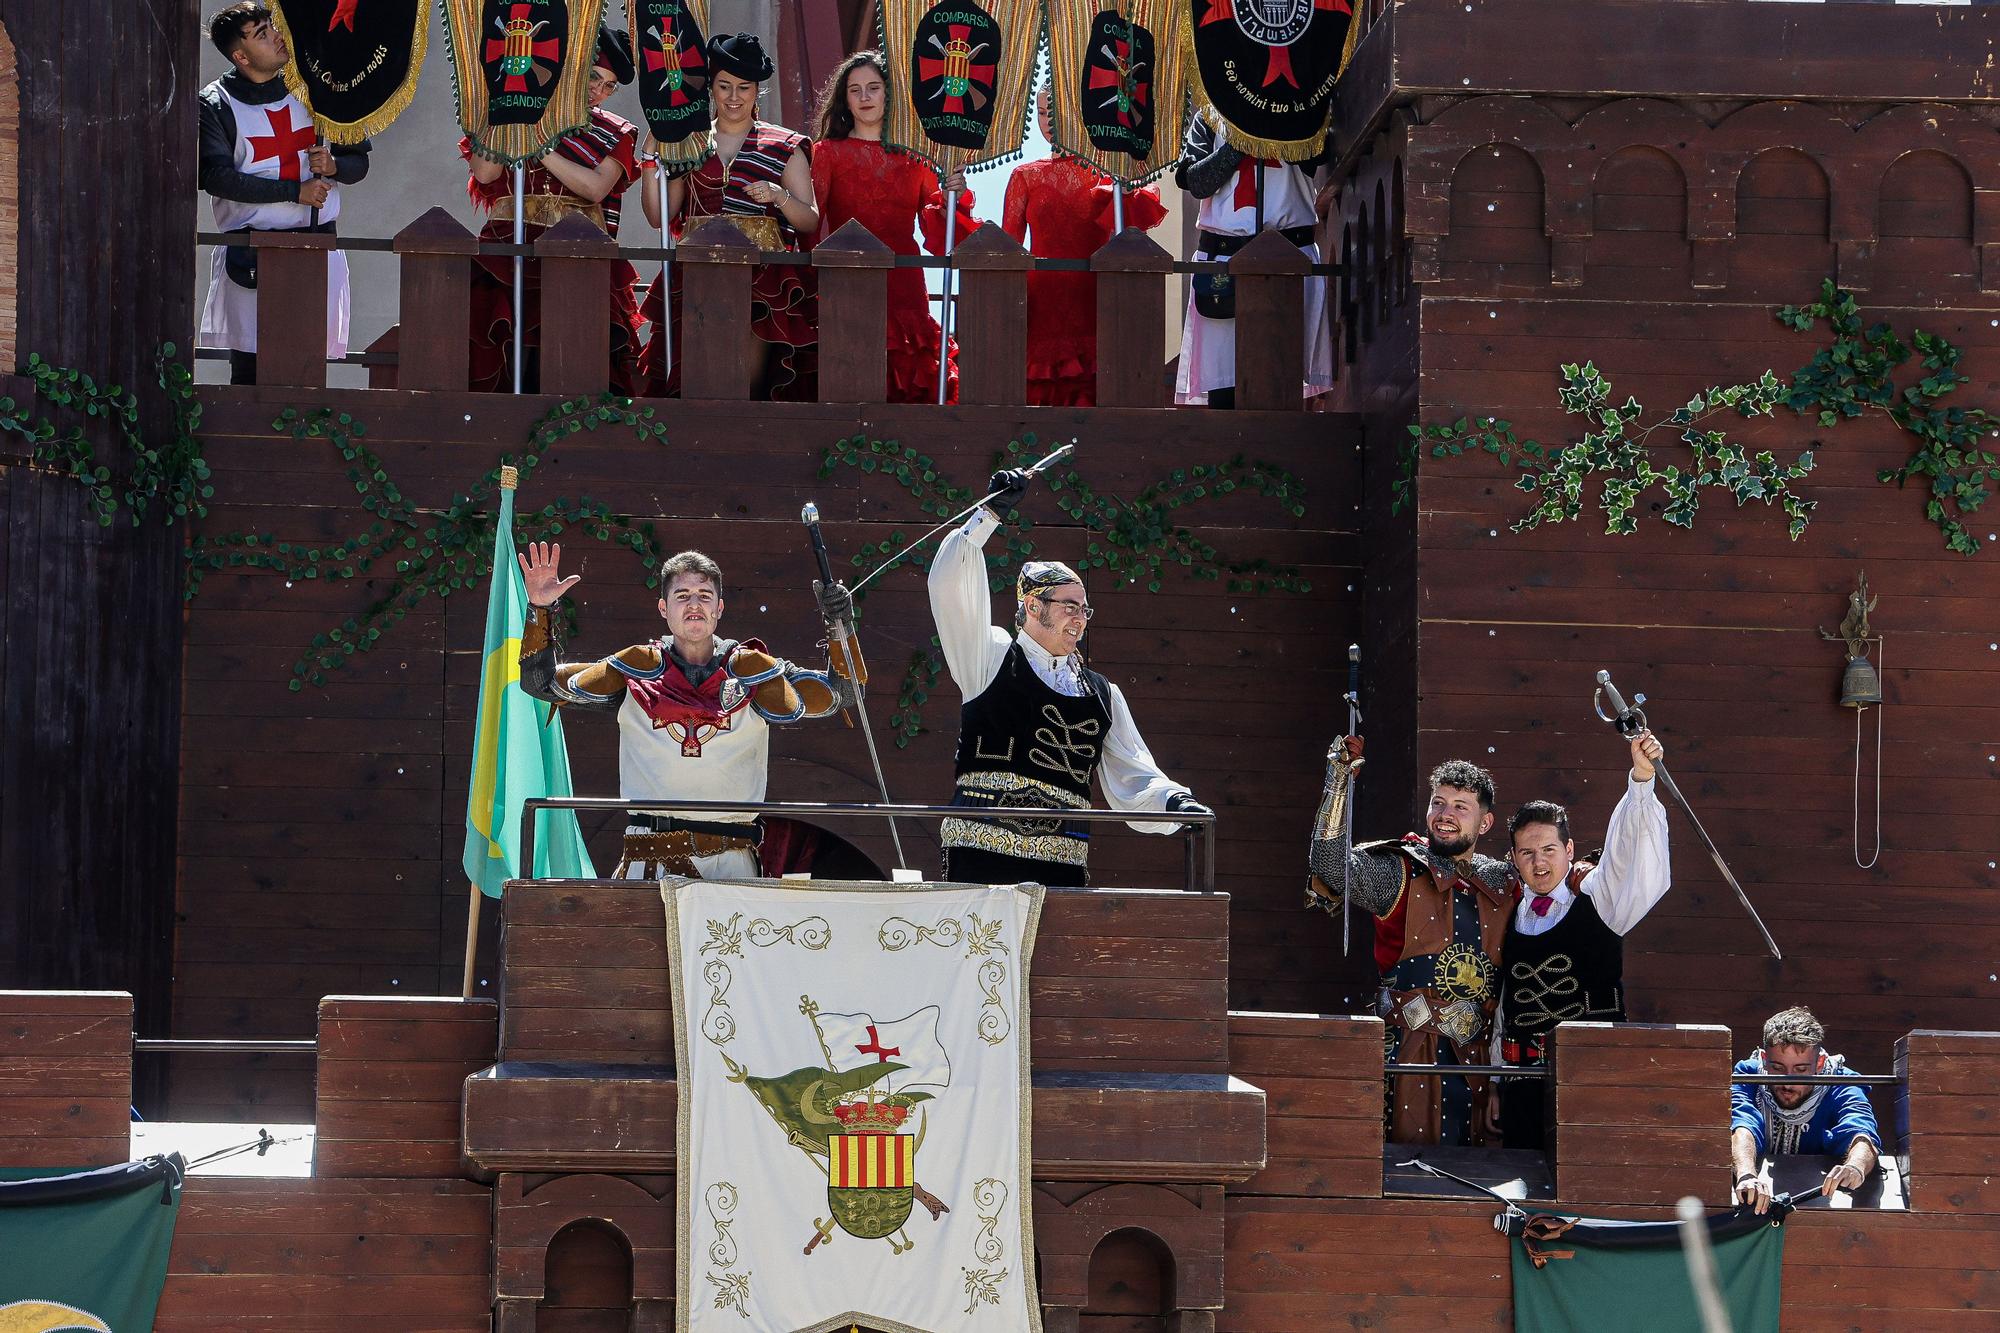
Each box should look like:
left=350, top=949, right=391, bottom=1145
left=519, top=540, right=582, bottom=608
left=1628, top=727, right=1663, bottom=781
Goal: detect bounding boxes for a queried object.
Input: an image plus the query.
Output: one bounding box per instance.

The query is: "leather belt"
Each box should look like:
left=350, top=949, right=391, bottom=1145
left=1197, top=224, right=1316, bottom=256
left=630, top=813, right=761, bottom=843
left=1384, top=986, right=1492, bottom=1048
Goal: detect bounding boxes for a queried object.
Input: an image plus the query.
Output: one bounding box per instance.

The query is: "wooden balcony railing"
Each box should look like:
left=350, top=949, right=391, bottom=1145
left=198, top=207, right=1342, bottom=411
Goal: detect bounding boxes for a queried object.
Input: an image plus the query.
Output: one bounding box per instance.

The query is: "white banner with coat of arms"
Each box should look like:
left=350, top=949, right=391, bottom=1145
left=664, top=878, right=1045, bottom=1333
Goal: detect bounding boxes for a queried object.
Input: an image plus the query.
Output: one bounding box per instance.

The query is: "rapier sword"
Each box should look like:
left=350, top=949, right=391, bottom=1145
left=1341, top=643, right=1361, bottom=957
left=1592, top=669, right=1782, bottom=961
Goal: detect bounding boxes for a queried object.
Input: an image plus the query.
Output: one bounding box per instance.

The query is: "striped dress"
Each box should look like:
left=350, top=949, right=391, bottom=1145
left=640, top=121, right=818, bottom=401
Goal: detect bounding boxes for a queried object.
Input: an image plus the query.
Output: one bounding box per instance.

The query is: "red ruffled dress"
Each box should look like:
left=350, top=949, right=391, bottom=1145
left=1001, top=155, right=1166, bottom=407
left=462, top=109, right=642, bottom=394
left=638, top=122, right=818, bottom=401
left=811, top=137, right=978, bottom=404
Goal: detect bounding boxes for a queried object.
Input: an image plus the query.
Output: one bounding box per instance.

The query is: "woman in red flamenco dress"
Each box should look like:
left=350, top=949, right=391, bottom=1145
left=462, top=27, right=643, bottom=394
left=1001, top=87, right=1167, bottom=406
left=637, top=33, right=820, bottom=400
left=808, top=51, right=976, bottom=403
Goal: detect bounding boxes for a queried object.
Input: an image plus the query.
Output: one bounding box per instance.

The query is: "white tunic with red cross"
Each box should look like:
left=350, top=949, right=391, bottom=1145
left=198, top=84, right=351, bottom=357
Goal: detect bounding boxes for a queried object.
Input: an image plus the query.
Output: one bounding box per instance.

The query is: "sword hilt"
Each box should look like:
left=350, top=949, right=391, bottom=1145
left=1592, top=669, right=1648, bottom=736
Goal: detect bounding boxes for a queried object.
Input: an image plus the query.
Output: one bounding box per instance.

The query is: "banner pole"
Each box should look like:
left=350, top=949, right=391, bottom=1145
left=935, top=185, right=960, bottom=405
left=461, top=882, right=483, bottom=998
left=658, top=157, right=674, bottom=388
left=1113, top=178, right=1125, bottom=234
left=511, top=164, right=526, bottom=394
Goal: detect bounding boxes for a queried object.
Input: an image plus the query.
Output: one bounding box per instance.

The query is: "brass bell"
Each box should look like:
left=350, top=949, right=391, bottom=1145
left=1839, top=655, right=1882, bottom=709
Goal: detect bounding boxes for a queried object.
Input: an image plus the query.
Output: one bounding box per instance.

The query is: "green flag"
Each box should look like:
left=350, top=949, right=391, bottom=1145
left=462, top=481, right=596, bottom=895
left=1510, top=1206, right=1786, bottom=1333
left=0, top=1157, right=183, bottom=1332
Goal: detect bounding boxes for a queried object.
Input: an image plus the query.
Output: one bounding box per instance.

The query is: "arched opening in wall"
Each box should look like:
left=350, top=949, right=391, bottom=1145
left=1374, top=179, right=1392, bottom=325
left=1392, top=159, right=1409, bottom=306
left=0, top=20, right=18, bottom=370
left=1339, top=222, right=1358, bottom=365
left=1877, top=149, right=1976, bottom=298
left=539, top=1219, right=634, bottom=1332
left=1084, top=1226, right=1176, bottom=1326
left=1732, top=147, right=1835, bottom=295
left=1439, top=144, right=1550, bottom=292
left=1589, top=146, right=1690, bottom=295
left=1355, top=201, right=1375, bottom=342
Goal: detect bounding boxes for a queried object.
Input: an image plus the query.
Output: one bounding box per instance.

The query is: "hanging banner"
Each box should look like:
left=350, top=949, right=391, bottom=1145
left=270, top=0, right=429, bottom=142
left=666, top=878, right=1043, bottom=1333
left=444, top=0, right=607, bottom=163
left=1508, top=1206, right=1787, bottom=1332
left=1181, top=0, right=1362, bottom=161
left=628, top=0, right=712, bottom=168
left=1046, top=0, right=1188, bottom=187
left=881, top=0, right=1042, bottom=178
left=0, top=1157, right=185, bottom=1333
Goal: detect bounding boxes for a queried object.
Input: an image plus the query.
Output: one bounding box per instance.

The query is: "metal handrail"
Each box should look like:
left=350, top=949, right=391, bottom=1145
left=135, top=1038, right=316, bottom=1054
left=1386, top=1062, right=1901, bottom=1086
left=521, top=795, right=1217, bottom=894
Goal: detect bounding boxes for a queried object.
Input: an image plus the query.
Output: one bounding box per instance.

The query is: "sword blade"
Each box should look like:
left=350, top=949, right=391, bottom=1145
left=1654, top=762, right=1782, bottom=961
left=836, top=622, right=907, bottom=870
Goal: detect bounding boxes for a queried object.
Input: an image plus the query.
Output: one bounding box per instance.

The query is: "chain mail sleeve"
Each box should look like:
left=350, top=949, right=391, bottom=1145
left=1306, top=749, right=1406, bottom=917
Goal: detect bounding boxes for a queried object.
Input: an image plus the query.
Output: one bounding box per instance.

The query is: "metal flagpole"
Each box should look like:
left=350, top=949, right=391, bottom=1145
left=1113, top=179, right=1126, bottom=233
left=801, top=504, right=906, bottom=869
left=1593, top=669, right=1783, bottom=960
left=511, top=165, right=526, bottom=394
left=656, top=156, right=674, bottom=386
left=935, top=185, right=961, bottom=404
left=1340, top=643, right=1361, bottom=957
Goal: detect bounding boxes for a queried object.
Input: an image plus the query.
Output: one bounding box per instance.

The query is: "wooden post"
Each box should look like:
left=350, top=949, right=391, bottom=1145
left=1092, top=230, right=1173, bottom=408
left=537, top=212, right=619, bottom=397
left=812, top=218, right=894, bottom=404
left=1229, top=229, right=1310, bottom=411
left=677, top=219, right=760, bottom=400
left=253, top=231, right=333, bottom=388
left=314, top=995, right=497, bottom=1178
left=1896, top=1029, right=2000, bottom=1212
left=1552, top=1021, right=1732, bottom=1208
left=1230, top=1012, right=1383, bottom=1198
left=393, top=206, right=478, bottom=391
left=0, top=991, right=132, bottom=1168
left=951, top=224, right=1031, bottom=407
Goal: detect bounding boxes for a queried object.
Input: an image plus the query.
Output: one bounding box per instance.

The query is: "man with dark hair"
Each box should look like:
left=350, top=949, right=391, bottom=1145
left=1491, top=728, right=1671, bottom=1148
left=199, top=2, right=371, bottom=384
left=928, top=468, right=1209, bottom=887
left=516, top=543, right=854, bottom=880
left=1308, top=743, right=1513, bottom=1145
left=1731, top=1007, right=1880, bottom=1214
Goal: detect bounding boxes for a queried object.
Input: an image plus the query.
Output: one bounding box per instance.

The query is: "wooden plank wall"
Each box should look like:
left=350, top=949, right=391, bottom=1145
left=314, top=996, right=497, bottom=1178
left=172, top=395, right=1357, bottom=1119
left=0, top=990, right=131, bottom=1167
left=0, top=0, right=194, bottom=1113
left=1311, top=92, right=2000, bottom=1102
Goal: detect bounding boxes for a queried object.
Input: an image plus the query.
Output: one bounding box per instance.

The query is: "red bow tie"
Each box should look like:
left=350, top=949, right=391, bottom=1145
left=1529, top=893, right=1557, bottom=918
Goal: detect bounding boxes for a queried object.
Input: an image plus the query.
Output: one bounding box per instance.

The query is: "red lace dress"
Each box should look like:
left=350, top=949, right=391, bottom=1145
left=1001, top=155, right=1166, bottom=406
left=462, top=109, right=641, bottom=394
left=638, top=122, right=818, bottom=401
left=811, top=137, right=978, bottom=404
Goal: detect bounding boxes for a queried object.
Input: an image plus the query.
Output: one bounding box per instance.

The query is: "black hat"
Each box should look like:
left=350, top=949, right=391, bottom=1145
left=595, top=24, right=635, bottom=84
left=706, top=31, right=774, bottom=83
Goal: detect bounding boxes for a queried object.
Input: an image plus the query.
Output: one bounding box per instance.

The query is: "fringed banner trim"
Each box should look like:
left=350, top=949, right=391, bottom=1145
left=881, top=0, right=1045, bottom=179
left=1177, top=0, right=1362, bottom=164
left=628, top=0, right=714, bottom=169
left=445, top=0, right=608, bottom=166
left=1044, top=0, right=1188, bottom=189
left=271, top=0, right=430, bottom=144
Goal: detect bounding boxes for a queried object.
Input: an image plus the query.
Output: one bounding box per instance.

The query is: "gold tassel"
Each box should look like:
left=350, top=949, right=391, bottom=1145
left=1177, top=1, right=1362, bottom=164
left=272, top=0, right=432, bottom=145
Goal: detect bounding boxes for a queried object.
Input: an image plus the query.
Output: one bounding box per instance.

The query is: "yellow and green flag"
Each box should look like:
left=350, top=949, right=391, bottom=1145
left=463, top=481, right=595, bottom=896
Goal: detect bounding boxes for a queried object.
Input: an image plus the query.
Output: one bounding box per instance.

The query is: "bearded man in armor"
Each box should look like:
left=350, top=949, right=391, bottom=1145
left=1309, top=745, right=1512, bottom=1146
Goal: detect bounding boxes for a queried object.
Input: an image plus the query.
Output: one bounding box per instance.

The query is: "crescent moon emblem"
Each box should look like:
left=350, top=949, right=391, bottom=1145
left=0, top=1301, right=114, bottom=1333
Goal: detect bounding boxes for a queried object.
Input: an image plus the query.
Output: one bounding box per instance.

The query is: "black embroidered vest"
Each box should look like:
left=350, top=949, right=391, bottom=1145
left=950, top=643, right=1112, bottom=848
left=1501, top=873, right=1626, bottom=1041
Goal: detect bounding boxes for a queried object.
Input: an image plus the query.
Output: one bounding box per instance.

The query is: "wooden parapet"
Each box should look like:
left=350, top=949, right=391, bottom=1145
left=1229, top=1011, right=1385, bottom=1199
left=0, top=990, right=131, bottom=1168
left=1552, top=1021, right=1732, bottom=1208
left=314, top=995, right=496, bottom=1179
left=1897, top=1029, right=2000, bottom=1213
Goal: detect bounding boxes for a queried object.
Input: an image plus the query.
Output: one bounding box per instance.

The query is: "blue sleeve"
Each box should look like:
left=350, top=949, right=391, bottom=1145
left=1730, top=1064, right=1767, bottom=1154
left=1824, top=1085, right=1880, bottom=1152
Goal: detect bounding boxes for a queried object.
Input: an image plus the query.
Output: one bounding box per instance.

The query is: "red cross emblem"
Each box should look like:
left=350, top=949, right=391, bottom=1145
left=916, top=24, right=996, bottom=115
left=645, top=18, right=708, bottom=105
left=1200, top=0, right=1351, bottom=90
left=1087, top=35, right=1150, bottom=128
left=485, top=4, right=561, bottom=94
left=854, top=1025, right=901, bottom=1062
left=246, top=105, right=317, bottom=181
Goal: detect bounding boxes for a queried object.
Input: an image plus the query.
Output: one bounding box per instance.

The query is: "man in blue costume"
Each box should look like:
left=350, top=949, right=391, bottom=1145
left=1730, top=1006, right=1880, bottom=1213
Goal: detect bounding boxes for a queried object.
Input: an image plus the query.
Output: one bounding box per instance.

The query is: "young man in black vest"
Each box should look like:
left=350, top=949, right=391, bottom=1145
left=1493, top=728, right=1671, bottom=1149
left=926, top=469, right=1210, bottom=886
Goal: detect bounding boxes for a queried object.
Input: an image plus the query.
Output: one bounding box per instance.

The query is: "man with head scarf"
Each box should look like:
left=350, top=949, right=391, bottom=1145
left=926, top=469, right=1210, bottom=887
left=1730, top=1007, right=1880, bottom=1214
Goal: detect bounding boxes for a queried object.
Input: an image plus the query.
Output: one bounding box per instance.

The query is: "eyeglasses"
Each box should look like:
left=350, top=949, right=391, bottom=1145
left=1035, top=596, right=1093, bottom=621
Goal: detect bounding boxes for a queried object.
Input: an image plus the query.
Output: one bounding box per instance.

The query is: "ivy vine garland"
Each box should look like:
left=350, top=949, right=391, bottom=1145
left=1, top=344, right=211, bottom=526
left=818, top=432, right=1314, bottom=747
left=1777, top=280, right=2000, bottom=555
left=185, top=395, right=668, bottom=690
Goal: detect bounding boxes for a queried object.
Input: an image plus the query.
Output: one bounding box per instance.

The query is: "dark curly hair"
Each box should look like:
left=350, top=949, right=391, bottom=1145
left=1429, top=759, right=1496, bottom=811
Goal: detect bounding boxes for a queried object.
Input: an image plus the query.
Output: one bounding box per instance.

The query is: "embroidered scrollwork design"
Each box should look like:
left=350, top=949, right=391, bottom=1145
left=1029, top=705, right=1101, bottom=783
left=705, top=1182, right=741, bottom=1267
left=747, top=916, right=832, bottom=950
left=701, top=913, right=745, bottom=958
left=962, top=913, right=1009, bottom=959
left=972, top=1178, right=1007, bottom=1263
left=961, top=1266, right=1007, bottom=1314
left=879, top=916, right=965, bottom=951
left=706, top=1270, right=752, bottom=1318
left=976, top=957, right=1011, bottom=1046
left=701, top=958, right=736, bottom=1046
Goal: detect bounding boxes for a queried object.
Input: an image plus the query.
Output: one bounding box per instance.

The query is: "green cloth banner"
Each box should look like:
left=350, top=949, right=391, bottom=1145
left=0, top=1158, right=184, bottom=1333
left=1510, top=1207, right=1785, bottom=1333
left=462, top=483, right=596, bottom=897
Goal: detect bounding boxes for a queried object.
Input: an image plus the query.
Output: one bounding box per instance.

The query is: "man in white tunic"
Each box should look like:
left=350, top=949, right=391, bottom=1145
left=1172, top=107, right=1333, bottom=407
left=1491, top=728, right=1673, bottom=1148
left=518, top=545, right=852, bottom=879
left=198, top=2, right=369, bottom=383
left=927, top=468, right=1211, bottom=887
